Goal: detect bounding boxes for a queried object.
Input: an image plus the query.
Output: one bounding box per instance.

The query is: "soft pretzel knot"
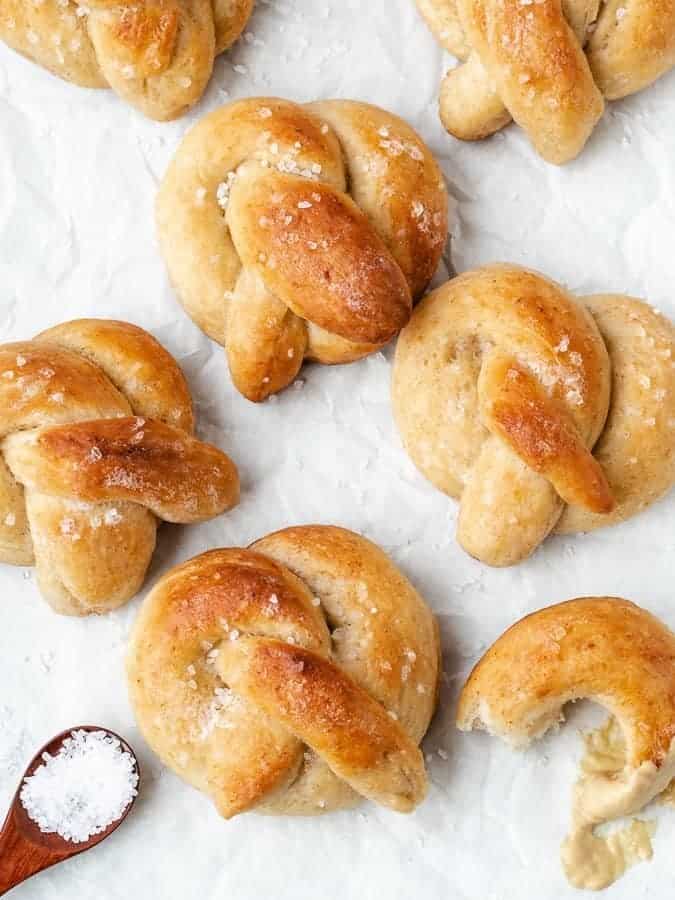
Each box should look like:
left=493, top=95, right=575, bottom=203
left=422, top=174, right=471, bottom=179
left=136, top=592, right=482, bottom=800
left=458, top=597, right=675, bottom=889
left=127, top=526, right=440, bottom=817
left=0, top=0, right=254, bottom=120
left=393, top=264, right=675, bottom=566
left=417, top=0, right=675, bottom=163
left=156, top=97, right=449, bottom=402
left=0, top=319, right=239, bottom=616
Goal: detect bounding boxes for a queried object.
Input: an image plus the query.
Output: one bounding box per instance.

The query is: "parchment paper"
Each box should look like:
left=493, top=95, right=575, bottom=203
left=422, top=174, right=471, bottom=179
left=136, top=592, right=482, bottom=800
left=1, top=1, right=675, bottom=898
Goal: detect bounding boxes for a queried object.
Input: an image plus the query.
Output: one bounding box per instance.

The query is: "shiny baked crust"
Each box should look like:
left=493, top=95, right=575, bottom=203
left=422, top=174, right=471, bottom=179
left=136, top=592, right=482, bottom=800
left=127, top=525, right=440, bottom=817
left=392, top=264, right=675, bottom=566
left=156, top=97, right=449, bottom=401
left=0, top=319, right=239, bottom=615
left=418, top=0, right=675, bottom=163
left=0, top=0, right=254, bottom=120
left=458, top=597, right=675, bottom=764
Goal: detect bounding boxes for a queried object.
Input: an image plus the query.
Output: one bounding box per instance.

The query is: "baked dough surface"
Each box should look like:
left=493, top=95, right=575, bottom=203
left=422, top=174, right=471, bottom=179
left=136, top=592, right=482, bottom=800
left=0, top=319, right=239, bottom=614
left=392, top=264, right=675, bottom=565
left=417, top=0, right=675, bottom=163
left=127, top=525, right=440, bottom=817
left=458, top=597, right=675, bottom=890
left=156, top=97, right=449, bottom=400
left=0, top=0, right=255, bottom=120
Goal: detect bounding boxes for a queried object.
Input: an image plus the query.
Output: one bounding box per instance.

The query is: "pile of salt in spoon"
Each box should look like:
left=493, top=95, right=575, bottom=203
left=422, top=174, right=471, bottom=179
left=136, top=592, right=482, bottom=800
left=19, top=729, right=139, bottom=844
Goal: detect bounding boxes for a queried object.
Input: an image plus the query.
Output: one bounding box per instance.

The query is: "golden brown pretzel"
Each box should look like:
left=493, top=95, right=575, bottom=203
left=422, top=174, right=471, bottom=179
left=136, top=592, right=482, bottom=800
left=392, top=264, right=675, bottom=566
left=156, top=97, right=449, bottom=401
left=458, top=597, right=675, bottom=889
left=0, top=0, right=254, bottom=120
left=127, top=526, right=440, bottom=817
left=417, top=0, right=675, bottom=163
left=0, top=319, right=239, bottom=615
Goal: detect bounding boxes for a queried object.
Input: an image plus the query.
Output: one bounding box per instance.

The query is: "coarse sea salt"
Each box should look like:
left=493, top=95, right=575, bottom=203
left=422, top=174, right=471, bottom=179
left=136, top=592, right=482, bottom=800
left=20, top=730, right=138, bottom=843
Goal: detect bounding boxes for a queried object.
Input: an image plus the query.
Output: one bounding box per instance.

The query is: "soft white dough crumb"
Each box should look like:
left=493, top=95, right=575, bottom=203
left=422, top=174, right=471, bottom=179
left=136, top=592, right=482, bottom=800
left=20, top=730, right=138, bottom=843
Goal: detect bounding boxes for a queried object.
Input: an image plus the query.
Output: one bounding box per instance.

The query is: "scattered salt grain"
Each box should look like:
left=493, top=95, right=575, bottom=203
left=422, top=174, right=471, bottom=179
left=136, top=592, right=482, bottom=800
left=103, top=508, right=122, bottom=526
left=20, top=730, right=138, bottom=844
left=216, top=172, right=237, bottom=211
left=59, top=518, right=78, bottom=539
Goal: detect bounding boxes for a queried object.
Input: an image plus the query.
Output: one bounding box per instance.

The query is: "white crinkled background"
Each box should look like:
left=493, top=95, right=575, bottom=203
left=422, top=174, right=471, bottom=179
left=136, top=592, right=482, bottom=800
left=1, top=1, right=675, bottom=898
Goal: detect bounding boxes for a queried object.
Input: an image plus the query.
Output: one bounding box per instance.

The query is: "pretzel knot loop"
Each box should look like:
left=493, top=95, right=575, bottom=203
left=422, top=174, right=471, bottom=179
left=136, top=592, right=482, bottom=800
left=156, top=98, right=449, bottom=401
left=394, top=265, right=613, bottom=565
left=127, top=526, right=440, bottom=817
left=0, top=0, right=255, bottom=120
left=417, top=0, right=675, bottom=163
left=393, top=264, right=675, bottom=565
left=0, top=319, right=239, bottom=615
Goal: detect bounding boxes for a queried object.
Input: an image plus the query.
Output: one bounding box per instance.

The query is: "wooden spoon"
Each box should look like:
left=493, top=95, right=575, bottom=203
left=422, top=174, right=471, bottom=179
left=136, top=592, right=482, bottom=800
left=0, top=726, right=140, bottom=896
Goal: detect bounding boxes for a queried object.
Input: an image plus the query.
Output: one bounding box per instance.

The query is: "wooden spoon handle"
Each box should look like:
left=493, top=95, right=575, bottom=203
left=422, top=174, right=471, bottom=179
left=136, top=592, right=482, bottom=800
left=0, top=812, right=58, bottom=896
